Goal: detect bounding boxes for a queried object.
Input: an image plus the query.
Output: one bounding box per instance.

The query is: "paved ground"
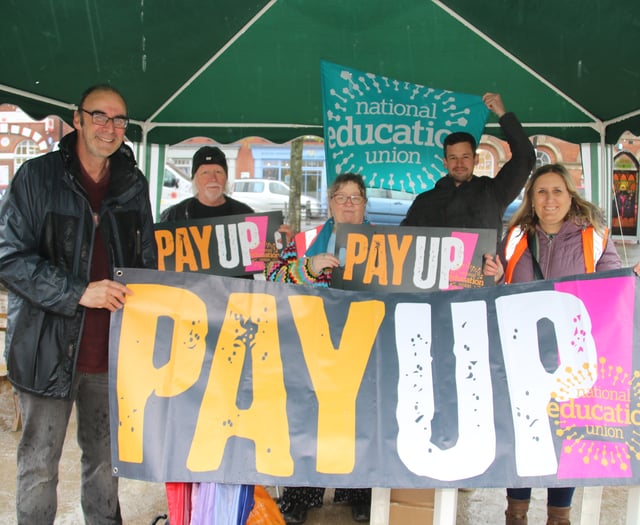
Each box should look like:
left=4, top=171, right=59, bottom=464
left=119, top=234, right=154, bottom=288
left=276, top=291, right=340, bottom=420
left=0, top=241, right=638, bottom=524
left=0, top=392, right=632, bottom=525
left=615, top=240, right=640, bottom=269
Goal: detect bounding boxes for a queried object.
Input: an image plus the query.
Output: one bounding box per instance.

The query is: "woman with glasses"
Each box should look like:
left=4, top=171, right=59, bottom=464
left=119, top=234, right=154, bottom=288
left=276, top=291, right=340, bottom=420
left=265, top=172, right=371, bottom=524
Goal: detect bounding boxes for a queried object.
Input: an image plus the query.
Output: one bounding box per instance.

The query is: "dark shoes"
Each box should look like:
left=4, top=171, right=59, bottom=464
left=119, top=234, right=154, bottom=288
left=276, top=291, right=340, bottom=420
left=281, top=502, right=309, bottom=524
left=351, top=503, right=370, bottom=522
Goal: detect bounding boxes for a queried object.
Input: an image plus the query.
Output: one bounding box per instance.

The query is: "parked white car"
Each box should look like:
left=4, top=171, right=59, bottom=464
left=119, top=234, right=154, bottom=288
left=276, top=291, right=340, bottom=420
left=160, top=166, right=193, bottom=213
left=231, top=178, right=323, bottom=218
left=365, top=187, right=414, bottom=225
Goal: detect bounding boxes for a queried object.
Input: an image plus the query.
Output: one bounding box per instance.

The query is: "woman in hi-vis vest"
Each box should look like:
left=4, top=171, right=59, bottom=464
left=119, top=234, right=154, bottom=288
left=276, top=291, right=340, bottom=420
left=483, top=163, right=621, bottom=525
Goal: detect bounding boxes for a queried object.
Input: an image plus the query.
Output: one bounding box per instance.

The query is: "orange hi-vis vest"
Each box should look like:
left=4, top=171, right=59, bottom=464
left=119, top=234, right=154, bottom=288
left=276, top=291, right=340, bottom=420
left=503, top=225, right=609, bottom=284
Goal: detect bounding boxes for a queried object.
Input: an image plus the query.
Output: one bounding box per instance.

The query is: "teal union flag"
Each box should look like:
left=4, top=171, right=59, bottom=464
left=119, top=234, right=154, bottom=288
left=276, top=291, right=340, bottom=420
left=321, top=60, right=489, bottom=195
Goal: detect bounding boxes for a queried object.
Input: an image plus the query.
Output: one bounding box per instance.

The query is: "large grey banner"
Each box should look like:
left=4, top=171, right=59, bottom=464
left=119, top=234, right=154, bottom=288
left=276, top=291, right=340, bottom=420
left=109, top=267, right=640, bottom=488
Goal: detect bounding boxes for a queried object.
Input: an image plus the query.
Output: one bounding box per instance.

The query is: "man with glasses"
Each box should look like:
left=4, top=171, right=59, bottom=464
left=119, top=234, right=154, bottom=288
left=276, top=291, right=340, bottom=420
left=0, top=84, right=157, bottom=524
left=79, top=107, right=130, bottom=129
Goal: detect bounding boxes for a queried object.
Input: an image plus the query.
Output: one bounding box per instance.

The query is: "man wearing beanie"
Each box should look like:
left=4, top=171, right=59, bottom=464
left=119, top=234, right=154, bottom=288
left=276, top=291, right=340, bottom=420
left=160, top=145, right=254, bottom=221
left=159, top=145, right=256, bottom=522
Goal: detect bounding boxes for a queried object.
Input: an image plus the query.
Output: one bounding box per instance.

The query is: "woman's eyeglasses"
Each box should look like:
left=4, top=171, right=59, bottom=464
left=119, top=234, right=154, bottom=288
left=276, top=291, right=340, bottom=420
left=332, top=194, right=365, bottom=205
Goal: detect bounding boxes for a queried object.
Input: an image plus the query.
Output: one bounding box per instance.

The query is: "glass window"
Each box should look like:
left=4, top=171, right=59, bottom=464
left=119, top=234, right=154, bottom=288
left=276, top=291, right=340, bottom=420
left=263, top=160, right=291, bottom=182
left=390, top=190, right=414, bottom=200
left=367, top=188, right=389, bottom=198
left=14, top=139, right=39, bottom=171
left=302, top=159, right=323, bottom=197
left=264, top=167, right=280, bottom=180
left=535, top=150, right=551, bottom=168
left=475, top=150, right=494, bottom=178
left=163, top=169, right=178, bottom=188
left=174, top=159, right=191, bottom=174
left=271, top=182, right=289, bottom=196
left=257, top=154, right=323, bottom=199
left=614, top=153, right=637, bottom=170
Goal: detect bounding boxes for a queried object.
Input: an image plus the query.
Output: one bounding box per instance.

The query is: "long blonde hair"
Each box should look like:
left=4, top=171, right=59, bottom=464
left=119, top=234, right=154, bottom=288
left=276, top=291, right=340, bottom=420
left=508, top=163, right=606, bottom=235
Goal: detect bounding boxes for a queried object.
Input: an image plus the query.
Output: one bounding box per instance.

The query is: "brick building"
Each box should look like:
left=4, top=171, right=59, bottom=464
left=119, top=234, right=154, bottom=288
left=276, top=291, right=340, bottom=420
left=0, top=105, right=72, bottom=195
left=1, top=104, right=638, bottom=237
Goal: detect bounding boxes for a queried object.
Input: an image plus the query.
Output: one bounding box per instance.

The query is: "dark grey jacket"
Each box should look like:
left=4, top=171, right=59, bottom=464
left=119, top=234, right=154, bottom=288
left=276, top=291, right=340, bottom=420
left=0, top=131, right=157, bottom=398
left=401, top=112, right=536, bottom=242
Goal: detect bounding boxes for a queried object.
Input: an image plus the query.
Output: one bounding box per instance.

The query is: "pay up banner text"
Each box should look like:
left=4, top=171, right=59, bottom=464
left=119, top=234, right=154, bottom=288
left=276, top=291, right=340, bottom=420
left=154, top=211, right=283, bottom=276
left=331, top=224, right=494, bottom=291
left=109, top=267, right=640, bottom=488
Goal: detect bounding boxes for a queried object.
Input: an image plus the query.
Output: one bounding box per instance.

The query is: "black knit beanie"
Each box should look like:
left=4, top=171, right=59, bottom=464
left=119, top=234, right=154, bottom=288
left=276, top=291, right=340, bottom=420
left=191, top=146, right=228, bottom=178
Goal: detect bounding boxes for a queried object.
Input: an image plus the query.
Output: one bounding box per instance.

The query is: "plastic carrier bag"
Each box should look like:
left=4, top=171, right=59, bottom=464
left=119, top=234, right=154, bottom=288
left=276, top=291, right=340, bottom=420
left=246, top=485, right=285, bottom=525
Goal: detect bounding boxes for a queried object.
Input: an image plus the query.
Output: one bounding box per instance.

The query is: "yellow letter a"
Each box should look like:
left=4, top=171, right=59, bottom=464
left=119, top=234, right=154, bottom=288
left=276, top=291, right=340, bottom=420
left=188, top=293, right=293, bottom=476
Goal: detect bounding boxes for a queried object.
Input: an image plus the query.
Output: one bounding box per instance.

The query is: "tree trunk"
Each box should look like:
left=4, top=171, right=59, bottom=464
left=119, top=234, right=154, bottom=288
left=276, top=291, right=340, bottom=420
left=288, top=137, right=304, bottom=233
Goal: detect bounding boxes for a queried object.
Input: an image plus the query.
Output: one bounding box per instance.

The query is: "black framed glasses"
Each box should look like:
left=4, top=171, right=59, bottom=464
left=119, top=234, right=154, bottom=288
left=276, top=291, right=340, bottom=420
left=80, top=108, right=129, bottom=129
left=332, top=194, right=365, bottom=205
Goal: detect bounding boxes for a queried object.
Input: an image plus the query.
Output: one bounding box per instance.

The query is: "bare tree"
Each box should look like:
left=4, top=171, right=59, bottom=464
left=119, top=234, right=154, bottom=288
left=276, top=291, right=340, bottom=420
left=288, top=136, right=304, bottom=233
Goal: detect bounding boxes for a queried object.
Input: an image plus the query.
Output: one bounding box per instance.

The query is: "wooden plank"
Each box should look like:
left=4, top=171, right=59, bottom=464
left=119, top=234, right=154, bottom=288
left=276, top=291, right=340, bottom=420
left=370, top=487, right=391, bottom=525
left=579, top=486, right=603, bottom=525
left=433, top=489, right=457, bottom=525
left=626, top=486, right=640, bottom=525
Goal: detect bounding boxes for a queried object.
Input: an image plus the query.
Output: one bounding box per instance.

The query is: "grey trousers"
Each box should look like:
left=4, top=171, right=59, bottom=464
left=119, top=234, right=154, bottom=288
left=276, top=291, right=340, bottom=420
left=16, top=372, right=122, bottom=525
